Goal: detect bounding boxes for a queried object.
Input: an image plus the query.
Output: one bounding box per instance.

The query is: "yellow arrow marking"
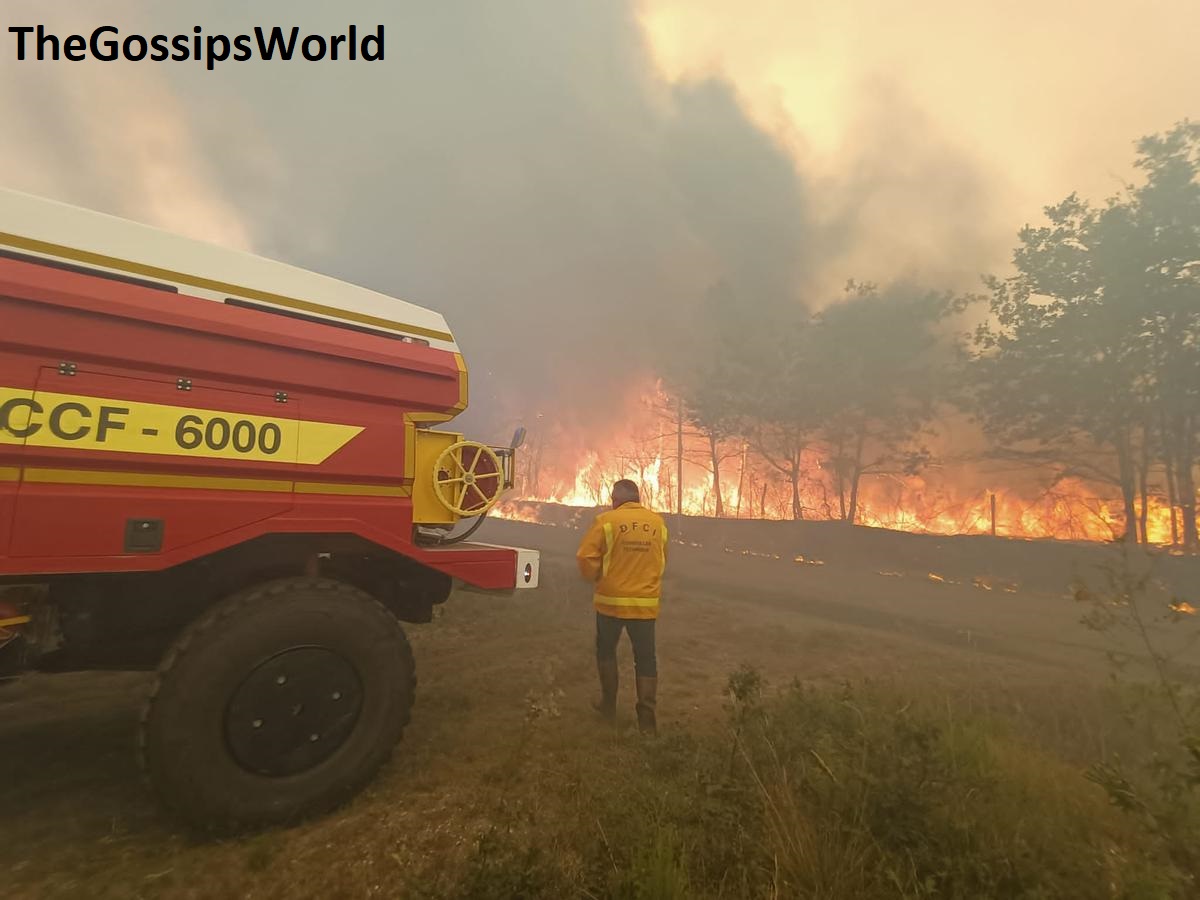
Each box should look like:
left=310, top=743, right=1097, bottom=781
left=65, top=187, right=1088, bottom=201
left=0, top=386, right=361, bottom=465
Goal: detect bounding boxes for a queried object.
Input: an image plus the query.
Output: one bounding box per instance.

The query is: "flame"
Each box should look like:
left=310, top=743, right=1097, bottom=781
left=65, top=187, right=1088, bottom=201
left=496, top=380, right=1192, bottom=547
left=493, top=504, right=544, bottom=525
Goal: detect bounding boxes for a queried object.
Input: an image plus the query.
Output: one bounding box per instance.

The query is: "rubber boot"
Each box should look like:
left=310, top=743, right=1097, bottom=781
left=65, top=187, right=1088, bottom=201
left=593, top=658, right=618, bottom=722
left=635, top=676, right=658, bottom=736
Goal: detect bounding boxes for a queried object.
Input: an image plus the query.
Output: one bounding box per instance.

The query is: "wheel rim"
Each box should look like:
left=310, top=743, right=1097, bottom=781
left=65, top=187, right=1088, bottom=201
left=224, top=646, right=363, bottom=777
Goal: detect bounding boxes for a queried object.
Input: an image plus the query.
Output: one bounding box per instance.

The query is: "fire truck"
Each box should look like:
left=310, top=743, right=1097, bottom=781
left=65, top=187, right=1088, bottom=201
left=0, top=188, right=538, bottom=832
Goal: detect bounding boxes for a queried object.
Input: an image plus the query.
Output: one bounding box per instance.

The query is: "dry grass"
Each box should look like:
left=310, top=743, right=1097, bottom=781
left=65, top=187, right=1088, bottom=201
left=1, top=534, right=1193, bottom=898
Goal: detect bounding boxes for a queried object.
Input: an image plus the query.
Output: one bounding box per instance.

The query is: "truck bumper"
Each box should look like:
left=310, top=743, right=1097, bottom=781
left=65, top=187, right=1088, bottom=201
left=417, top=541, right=539, bottom=592
left=475, top=543, right=539, bottom=589
left=455, top=543, right=539, bottom=594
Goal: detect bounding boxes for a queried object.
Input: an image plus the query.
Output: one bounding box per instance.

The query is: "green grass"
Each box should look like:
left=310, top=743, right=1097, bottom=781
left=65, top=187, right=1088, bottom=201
left=5, top=665, right=1191, bottom=898
left=413, top=674, right=1189, bottom=899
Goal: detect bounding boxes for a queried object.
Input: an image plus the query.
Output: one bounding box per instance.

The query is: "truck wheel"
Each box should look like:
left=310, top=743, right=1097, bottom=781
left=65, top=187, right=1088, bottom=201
left=139, top=577, right=415, bottom=833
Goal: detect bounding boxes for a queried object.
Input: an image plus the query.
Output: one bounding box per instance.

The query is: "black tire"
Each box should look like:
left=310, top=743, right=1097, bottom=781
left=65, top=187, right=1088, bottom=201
left=139, top=577, right=415, bottom=834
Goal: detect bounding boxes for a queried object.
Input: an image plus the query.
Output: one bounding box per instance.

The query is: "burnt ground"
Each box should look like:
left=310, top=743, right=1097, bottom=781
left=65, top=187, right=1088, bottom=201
left=1, top=514, right=1197, bottom=898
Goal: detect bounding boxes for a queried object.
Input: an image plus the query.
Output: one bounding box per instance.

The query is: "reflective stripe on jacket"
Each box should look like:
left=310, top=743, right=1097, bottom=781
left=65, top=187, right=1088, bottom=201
left=576, top=501, right=668, bottom=620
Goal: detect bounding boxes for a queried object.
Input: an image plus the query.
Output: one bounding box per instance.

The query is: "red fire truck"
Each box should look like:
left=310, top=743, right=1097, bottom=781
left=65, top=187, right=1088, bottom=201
left=0, top=188, right=538, bottom=831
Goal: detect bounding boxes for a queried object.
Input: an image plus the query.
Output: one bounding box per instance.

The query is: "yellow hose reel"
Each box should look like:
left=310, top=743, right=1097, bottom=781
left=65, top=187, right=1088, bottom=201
left=432, top=440, right=504, bottom=518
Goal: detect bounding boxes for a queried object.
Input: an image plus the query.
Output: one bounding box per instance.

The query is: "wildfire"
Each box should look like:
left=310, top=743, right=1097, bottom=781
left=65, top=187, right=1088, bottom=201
left=496, top=381, right=1191, bottom=547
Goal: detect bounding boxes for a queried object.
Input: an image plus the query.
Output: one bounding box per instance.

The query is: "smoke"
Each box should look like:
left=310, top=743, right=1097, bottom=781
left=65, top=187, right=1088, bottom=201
left=0, top=2, right=255, bottom=248
left=0, top=0, right=1004, bottom=438
left=814, top=76, right=1012, bottom=293
left=662, top=78, right=824, bottom=307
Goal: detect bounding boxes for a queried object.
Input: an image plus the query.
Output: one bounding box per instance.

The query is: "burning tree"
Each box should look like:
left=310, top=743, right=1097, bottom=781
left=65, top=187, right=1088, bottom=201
left=1136, top=122, right=1200, bottom=549
left=734, top=302, right=819, bottom=521
left=806, top=281, right=960, bottom=525
left=671, top=280, right=810, bottom=519
left=670, top=279, right=957, bottom=525
left=971, top=121, right=1200, bottom=549
left=498, top=122, right=1197, bottom=551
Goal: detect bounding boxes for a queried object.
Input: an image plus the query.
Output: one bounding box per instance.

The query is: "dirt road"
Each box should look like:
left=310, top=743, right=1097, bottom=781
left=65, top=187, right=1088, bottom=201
left=0, top=519, right=1192, bottom=897
left=486, top=517, right=1197, bottom=673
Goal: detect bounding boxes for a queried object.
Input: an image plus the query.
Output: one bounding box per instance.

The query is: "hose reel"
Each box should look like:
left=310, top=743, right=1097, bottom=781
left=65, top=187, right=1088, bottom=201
left=432, top=440, right=504, bottom=518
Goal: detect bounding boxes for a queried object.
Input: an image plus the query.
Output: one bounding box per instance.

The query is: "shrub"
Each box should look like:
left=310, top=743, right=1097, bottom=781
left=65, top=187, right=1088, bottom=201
left=434, top=669, right=1179, bottom=898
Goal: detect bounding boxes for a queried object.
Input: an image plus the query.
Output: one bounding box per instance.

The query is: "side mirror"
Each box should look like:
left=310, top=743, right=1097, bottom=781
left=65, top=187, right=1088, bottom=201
left=510, top=426, right=526, bottom=450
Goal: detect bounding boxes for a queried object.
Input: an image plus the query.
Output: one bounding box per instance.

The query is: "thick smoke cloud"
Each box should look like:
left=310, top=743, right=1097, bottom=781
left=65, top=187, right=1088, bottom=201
left=0, top=1, right=999, bottom=438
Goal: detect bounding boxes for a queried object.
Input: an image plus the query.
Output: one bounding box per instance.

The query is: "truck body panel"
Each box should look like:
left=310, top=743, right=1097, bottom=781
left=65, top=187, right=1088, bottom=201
left=0, top=190, right=533, bottom=591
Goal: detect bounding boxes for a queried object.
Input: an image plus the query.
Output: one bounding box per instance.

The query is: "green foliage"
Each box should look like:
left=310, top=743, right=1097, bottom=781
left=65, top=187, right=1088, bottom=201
left=971, top=120, right=1200, bottom=547
left=726, top=662, right=766, bottom=707
left=806, top=281, right=962, bottom=521
left=671, top=277, right=958, bottom=522
left=1075, top=555, right=1200, bottom=890
left=734, top=679, right=1109, bottom=897
left=607, top=826, right=692, bottom=900
left=442, top=827, right=570, bottom=900
left=662, top=121, right=1200, bottom=542
left=433, top=672, right=1181, bottom=898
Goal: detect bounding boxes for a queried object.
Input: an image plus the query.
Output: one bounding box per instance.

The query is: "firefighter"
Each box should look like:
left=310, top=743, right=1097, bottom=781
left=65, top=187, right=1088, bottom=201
left=575, top=479, right=668, bottom=735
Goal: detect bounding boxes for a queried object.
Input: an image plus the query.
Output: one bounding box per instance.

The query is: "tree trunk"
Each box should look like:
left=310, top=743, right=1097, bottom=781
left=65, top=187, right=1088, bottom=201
left=735, top=442, right=748, bottom=519
left=1163, top=411, right=1180, bottom=546
left=527, top=437, right=543, bottom=495
left=790, top=448, right=803, bottom=521
left=1180, top=476, right=1199, bottom=550
left=1165, top=411, right=1198, bottom=550
left=1179, top=413, right=1199, bottom=551
left=1177, top=453, right=1199, bottom=551
left=1137, top=460, right=1150, bottom=546
left=846, top=429, right=867, bottom=525
left=1137, top=421, right=1151, bottom=546
left=848, top=468, right=863, bottom=526
left=708, top=431, right=724, bottom=518
left=816, top=483, right=834, bottom=520
left=1114, top=433, right=1139, bottom=543
left=833, top=436, right=847, bottom=521
left=760, top=483, right=768, bottom=519
left=675, top=398, right=684, bottom=525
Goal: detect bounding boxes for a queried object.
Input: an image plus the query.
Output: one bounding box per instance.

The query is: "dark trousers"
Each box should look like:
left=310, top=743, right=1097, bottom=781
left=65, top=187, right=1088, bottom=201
left=595, top=613, right=657, bottom=677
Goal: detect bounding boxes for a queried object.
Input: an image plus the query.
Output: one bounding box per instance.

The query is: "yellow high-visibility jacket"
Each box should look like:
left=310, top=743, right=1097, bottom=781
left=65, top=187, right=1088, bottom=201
left=576, top=502, right=668, bottom=620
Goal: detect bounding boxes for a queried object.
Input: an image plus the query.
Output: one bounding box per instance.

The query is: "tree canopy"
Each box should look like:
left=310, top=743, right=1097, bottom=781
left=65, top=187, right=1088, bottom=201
left=640, top=120, right=1199, bottom=547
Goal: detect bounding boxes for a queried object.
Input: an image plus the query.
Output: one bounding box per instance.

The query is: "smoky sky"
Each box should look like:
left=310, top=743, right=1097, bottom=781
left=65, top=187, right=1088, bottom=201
left=1, top=0, right=1009, bottom=438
